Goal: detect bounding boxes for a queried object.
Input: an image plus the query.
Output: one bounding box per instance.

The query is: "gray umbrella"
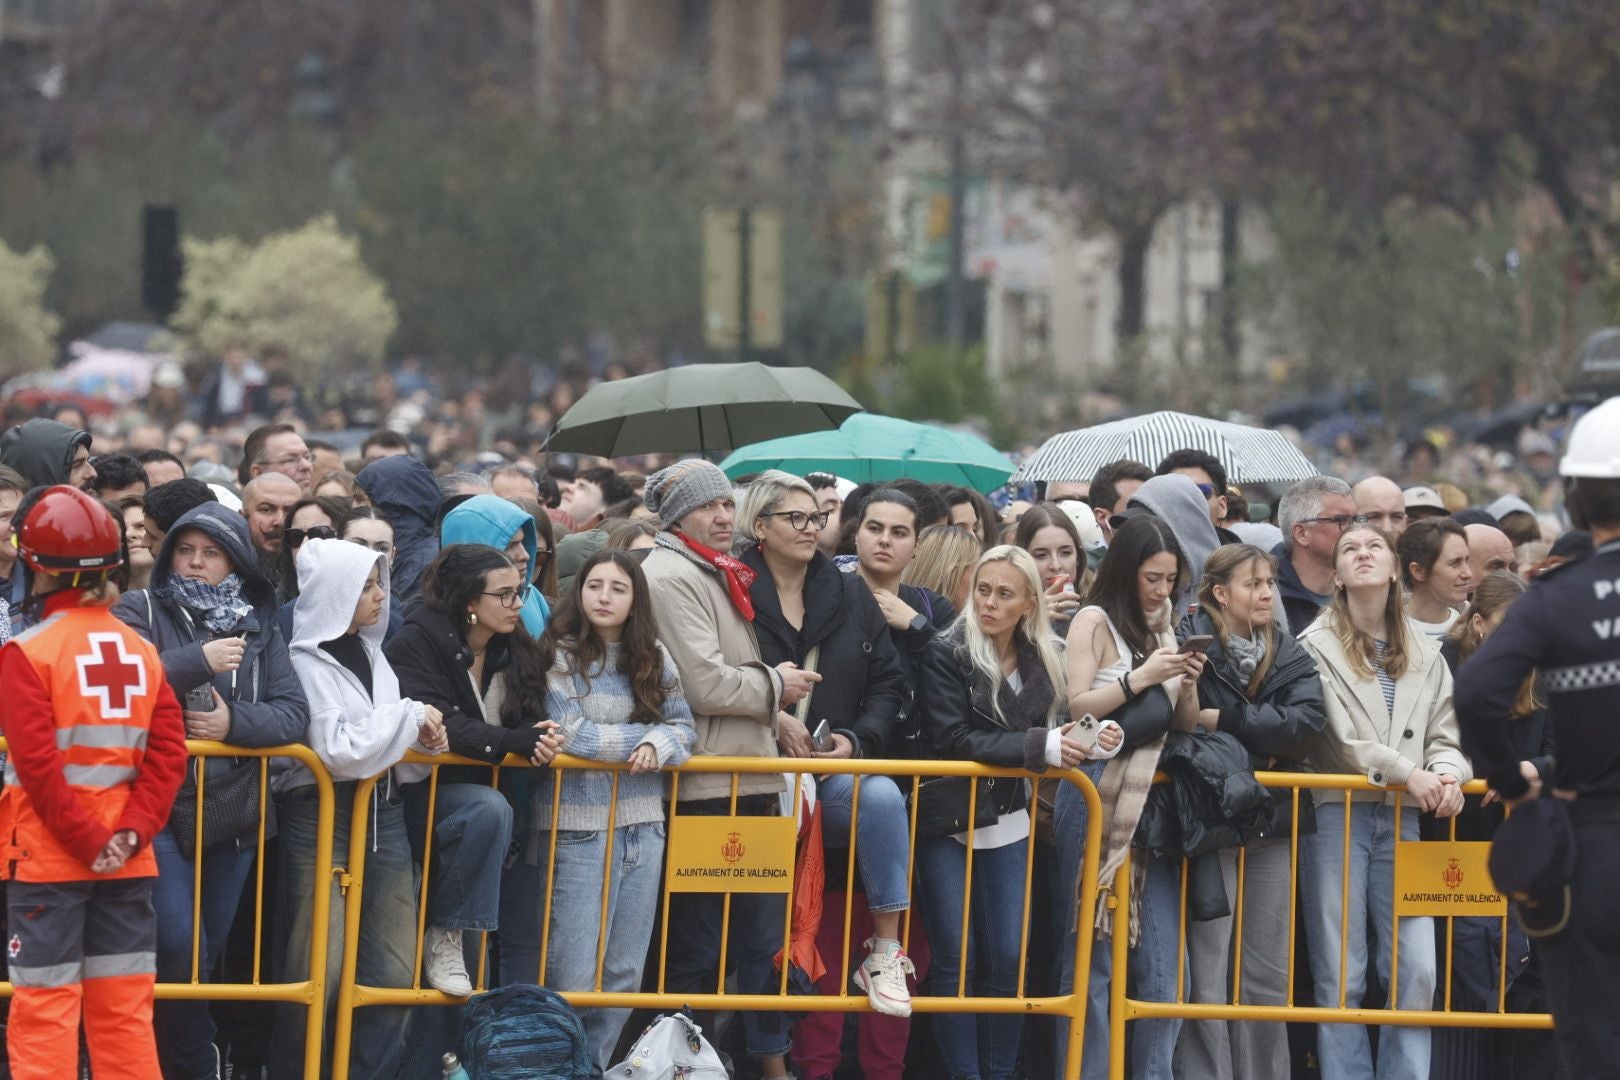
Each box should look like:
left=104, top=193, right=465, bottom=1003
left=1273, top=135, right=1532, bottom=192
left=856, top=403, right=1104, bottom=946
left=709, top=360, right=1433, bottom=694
left=545, top=362, right=864, bottom=457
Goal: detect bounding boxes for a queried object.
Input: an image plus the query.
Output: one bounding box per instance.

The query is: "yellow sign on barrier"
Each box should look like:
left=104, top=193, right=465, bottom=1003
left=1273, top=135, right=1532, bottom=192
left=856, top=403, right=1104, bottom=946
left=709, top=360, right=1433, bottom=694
left=1393, top=841, right=1507, bottom=916
left=666, top=815, right=798, bottom=892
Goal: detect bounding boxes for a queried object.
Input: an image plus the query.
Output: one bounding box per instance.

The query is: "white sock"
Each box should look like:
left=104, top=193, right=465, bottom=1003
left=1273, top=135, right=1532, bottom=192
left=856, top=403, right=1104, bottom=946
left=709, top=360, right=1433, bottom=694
left=871, top=936, right=902, bottom=955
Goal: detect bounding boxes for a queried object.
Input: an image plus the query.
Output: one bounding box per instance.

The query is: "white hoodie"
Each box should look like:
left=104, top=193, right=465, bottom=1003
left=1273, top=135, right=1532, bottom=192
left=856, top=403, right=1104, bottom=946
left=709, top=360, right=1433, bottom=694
left=283, top=538, right=430, bottom=792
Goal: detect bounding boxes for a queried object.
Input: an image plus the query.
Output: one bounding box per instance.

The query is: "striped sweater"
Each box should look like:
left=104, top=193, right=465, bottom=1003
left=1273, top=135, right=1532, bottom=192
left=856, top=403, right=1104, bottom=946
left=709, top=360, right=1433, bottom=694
left=530, top=641, right=696, bottom=833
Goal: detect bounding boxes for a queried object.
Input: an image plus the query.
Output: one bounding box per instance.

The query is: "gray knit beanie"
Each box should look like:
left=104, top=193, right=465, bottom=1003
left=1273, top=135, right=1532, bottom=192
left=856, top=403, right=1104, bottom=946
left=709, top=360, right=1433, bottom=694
left=643, top=460, right=734, bottom=530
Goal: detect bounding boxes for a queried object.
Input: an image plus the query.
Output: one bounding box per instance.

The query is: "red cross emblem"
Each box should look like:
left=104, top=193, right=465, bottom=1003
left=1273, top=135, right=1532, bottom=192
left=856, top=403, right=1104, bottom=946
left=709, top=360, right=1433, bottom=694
left=75, top=634, right=147, bottom=719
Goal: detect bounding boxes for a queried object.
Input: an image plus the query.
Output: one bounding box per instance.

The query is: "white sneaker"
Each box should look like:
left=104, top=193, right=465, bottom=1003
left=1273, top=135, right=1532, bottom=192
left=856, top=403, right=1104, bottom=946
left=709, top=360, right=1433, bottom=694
left=853, top=937, right=916, bottom=1017
left=424, top=926, right=473, bottom=997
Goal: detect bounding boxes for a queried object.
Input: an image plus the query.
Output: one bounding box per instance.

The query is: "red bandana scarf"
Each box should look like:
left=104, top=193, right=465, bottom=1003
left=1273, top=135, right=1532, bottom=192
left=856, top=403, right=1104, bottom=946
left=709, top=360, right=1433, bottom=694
left=676, top=532, right=757, bottom=620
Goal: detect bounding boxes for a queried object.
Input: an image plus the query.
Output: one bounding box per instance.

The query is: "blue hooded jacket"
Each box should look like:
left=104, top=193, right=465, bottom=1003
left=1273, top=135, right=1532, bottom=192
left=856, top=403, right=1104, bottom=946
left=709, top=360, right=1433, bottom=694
left=356, top=455, right=442, bottom=609
left=440, top=494, right=551, bottom=637
left=112, top=502, right=309, bottom=749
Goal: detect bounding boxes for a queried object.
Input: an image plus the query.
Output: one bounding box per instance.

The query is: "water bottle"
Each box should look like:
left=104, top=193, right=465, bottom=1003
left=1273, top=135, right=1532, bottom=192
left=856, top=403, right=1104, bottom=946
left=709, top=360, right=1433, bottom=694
left=442, top=1051, right=470, bottom=1080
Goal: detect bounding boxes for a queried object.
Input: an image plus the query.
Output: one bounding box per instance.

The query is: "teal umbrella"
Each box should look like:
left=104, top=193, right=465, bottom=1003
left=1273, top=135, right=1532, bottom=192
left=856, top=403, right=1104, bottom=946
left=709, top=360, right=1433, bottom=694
left=546, top=362, right=863, bottom=457
left=720, top=413, right=1015, bottom=492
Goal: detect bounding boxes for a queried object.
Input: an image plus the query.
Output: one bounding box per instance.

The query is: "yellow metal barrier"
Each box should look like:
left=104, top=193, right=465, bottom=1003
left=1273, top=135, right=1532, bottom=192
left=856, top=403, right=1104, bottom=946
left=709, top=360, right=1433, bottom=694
left=0, top=740, right=338, bottom=1080
left=330, top=752, right=1106, bottom=1080
left=1105, top=771, right=1554, bottom=1080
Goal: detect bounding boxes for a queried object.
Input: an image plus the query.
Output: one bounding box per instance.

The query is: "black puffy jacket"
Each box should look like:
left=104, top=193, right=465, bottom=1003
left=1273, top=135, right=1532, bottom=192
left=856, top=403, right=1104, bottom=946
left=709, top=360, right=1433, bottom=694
left=742, top=547, right=907, bottom=759
left=1179, top=609, right=1327, bottom=839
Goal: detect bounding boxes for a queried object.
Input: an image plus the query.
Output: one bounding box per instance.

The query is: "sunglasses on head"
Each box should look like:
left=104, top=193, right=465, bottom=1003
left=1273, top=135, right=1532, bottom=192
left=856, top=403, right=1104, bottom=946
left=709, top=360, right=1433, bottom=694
left=286, top=525, right=337, bottom=546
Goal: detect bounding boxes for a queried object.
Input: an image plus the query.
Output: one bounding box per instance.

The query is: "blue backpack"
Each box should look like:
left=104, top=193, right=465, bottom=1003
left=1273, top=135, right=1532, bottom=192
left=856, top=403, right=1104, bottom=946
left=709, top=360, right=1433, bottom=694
left=456, top=984, right=591, bottom=1079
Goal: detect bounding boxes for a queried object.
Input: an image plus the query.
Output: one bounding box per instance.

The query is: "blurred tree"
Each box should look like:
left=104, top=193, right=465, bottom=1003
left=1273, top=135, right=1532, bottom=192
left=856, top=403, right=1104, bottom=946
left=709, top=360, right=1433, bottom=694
left=1243, top=185, right=1577, bottom=428
left=0, top=238, right=62, bottom=375
left=171, top=215, right=397, bottom=377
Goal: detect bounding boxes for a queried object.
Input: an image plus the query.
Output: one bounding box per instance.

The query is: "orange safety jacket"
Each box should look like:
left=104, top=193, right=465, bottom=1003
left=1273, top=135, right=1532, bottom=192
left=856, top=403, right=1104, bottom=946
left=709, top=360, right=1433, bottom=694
left=0, top=600, right=187, bottom=882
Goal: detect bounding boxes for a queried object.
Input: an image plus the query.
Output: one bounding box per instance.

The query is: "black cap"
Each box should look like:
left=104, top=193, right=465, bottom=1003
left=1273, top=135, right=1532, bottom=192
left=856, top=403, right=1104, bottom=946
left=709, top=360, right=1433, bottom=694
left=1486, top=797, right=1575, bottom=938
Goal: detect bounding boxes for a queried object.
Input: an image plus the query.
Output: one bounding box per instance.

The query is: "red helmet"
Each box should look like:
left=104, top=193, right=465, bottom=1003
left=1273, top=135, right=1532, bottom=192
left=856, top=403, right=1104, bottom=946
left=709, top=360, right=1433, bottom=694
left=18, top=485, right=124, bottom=575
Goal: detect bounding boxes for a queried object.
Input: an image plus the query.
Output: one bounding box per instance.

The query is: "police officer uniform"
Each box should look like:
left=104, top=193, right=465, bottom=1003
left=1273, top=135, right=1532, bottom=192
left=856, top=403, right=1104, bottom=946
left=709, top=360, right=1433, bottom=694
left=1455, top=397, right=1620, bottom=1079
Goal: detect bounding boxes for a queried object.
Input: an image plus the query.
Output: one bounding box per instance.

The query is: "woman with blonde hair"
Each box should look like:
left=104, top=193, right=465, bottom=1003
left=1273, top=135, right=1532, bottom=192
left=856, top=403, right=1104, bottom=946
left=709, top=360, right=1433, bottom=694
left=916, top=546, right=1121, bottom=1080
left=1298, top=524, right=1469, bottom=1080
left=903, top=523, right=983, bottom=612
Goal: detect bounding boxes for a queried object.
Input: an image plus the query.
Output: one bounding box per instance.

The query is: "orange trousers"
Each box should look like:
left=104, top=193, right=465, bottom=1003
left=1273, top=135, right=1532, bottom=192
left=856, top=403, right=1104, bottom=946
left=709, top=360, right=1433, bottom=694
left=5, top=878, right=161, bottom=1079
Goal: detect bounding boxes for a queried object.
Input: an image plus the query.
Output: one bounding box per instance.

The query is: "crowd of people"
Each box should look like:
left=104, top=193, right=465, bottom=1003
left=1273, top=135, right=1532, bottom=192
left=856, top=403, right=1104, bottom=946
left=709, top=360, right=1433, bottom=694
left=0, top=366, right=1605, bottom=1080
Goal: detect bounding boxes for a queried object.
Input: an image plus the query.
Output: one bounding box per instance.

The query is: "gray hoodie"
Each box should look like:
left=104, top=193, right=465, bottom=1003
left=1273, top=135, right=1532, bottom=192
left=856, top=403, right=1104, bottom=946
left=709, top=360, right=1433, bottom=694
left=283, top=538, right=430, bottom=792
left=1127, top=473, right=1222, bottom=615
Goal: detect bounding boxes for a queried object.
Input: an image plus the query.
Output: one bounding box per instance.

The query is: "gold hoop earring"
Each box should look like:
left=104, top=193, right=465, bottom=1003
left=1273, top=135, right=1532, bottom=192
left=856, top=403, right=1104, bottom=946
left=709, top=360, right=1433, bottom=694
left=468, top=611, right=478, bottom=626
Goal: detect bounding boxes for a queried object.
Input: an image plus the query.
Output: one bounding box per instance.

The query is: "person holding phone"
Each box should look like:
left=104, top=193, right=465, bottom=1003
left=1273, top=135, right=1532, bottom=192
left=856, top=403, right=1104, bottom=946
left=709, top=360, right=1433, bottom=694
left=1053, top=514, right=1199, bottom=1080
left=1176, top=544, right=1327, bottom=1080
left=112, top=502, right=310, bottom=1080
left=916, top=545, right=1119, bottom=1080
left=1015, top=502, right=1088, bottom=634
left=529, top=549, right=694, bottom=1071
left=737, top=472, right=914, bottom=1025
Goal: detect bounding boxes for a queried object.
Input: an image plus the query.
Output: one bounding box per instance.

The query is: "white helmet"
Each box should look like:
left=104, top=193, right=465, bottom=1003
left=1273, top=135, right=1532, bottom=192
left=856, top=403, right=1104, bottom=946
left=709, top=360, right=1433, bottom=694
left=1559, top=397, right=1620, bottom=479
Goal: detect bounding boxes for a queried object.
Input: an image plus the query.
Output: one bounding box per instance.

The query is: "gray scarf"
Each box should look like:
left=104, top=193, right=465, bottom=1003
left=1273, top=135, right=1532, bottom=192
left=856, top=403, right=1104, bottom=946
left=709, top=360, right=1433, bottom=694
left=1223, top=632, right=1269, bottom=686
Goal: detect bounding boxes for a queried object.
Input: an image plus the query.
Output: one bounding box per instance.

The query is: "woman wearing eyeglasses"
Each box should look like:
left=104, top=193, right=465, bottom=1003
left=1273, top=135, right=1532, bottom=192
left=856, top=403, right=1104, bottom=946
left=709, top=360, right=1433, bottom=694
left=441, top=493, right=554, bottom=637
left=737, top=471, right=915, bottom=1026
left=273, top=496, right=350, bottom=638
left=384, top=544, right=564, bottom=996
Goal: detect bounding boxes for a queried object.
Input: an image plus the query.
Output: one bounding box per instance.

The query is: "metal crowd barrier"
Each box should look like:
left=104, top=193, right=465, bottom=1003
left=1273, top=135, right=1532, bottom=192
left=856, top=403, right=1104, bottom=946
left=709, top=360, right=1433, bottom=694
left=330, top=752, right=1107, bottom=1080
left=0, top=739, right=338, bottom=1080
left=1105, top=772, right=1554, bottom=1080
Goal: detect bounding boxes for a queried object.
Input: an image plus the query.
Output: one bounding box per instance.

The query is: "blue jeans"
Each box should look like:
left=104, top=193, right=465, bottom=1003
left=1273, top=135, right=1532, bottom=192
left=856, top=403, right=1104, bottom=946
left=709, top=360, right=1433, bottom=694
left=535, top=822, right=666, bottom=1076
left=1053, top=768, right=1185, bottom=1080
left=661, top=795, right=792, bottom=1060
left=270, top=782, right=418, bottom=1080
left=1300, top=800, right=1434, bottom=1080
left=914, top=833, right=1030, bottom=1080
left=406, top=780, right=514, bottom=931
left=151, top=829, right=257, bottom=1080
left=818, top=773, right=911, bottom=913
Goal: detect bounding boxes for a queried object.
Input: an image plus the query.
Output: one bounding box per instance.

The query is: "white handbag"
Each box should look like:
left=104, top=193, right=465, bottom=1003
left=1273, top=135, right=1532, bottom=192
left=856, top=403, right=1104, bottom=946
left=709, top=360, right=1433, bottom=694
left=606, top=1011, right=729, bottom=1079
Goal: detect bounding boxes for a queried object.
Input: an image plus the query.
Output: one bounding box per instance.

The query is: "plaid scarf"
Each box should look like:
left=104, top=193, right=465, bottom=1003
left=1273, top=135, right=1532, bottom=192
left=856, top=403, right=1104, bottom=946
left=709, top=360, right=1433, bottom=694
left=168, top=572, right=254, bottom=634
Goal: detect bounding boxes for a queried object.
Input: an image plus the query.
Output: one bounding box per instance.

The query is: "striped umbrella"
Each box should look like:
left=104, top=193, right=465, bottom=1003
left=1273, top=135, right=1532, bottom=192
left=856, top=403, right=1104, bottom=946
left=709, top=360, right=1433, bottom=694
left=1013, top=411, right=1318, bottom=486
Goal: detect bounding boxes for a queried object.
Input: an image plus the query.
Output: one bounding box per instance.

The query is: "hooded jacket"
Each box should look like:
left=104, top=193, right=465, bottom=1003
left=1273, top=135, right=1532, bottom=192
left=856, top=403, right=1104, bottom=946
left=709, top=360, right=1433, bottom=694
left=1298, top=613, right=1471, bottom=804
left=385, top=602, right=548, bottom=785
left=355, top=455, right=441, bottom=608
left=0, top=418, right=91, bottom=490
left=741, top=546, right=907, bottom=759
left=284, top=538, right=430, bottom=791
left=440, top=494, right=551, bottom=637
left=113, top=503, right=309, bottom=755
left=1125, top=474, right=1222, bottom=615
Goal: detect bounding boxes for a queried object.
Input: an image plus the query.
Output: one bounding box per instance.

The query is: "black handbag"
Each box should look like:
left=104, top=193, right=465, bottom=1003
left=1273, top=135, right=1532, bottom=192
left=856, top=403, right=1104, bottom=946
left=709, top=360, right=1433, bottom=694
left=167, top=758, right=266, bottom=861
left=908, top=775, right=1001, bottom=842
left=1112, top=682, right=1174, bottom=750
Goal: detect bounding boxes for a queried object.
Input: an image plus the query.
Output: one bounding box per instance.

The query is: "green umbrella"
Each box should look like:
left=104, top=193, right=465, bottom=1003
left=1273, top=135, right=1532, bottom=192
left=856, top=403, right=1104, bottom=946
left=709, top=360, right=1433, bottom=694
left=546, top=362, right=863, bottom=457
left=720, top=413, right=1015, bottom=493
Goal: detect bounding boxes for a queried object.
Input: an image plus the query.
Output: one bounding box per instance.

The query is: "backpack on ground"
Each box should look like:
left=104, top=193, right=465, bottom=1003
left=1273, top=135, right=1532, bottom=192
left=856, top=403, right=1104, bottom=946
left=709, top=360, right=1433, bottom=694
left=606, top=1010, right=729, bottom=1080
left=456, top=984, right=591, bottom=1079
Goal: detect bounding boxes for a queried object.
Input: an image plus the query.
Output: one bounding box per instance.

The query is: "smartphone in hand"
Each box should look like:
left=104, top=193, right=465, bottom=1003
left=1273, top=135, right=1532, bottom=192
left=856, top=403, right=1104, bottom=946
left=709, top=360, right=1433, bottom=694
left=811, top=718, right=832, bottom=752
left=184, top=684, right=216, bottom=712
left=1068, top=713, right=1100, bottom=752
left=1178, top=635, right=1215, bottom=655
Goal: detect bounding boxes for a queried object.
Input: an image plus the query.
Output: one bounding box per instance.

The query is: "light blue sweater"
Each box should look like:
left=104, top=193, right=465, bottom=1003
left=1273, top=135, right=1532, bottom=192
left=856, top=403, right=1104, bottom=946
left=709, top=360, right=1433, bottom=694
left=530, top=642, right=695, bottom=834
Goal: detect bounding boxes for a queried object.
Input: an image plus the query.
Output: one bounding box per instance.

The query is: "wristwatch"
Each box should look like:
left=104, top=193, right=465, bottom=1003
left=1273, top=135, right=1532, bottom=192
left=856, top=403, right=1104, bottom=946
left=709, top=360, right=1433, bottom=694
left=907, top=612, right=929, bottom=633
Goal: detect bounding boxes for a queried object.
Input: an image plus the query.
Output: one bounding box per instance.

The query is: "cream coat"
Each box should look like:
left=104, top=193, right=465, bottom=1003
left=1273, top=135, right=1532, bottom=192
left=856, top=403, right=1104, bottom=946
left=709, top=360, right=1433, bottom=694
left=641, top=535, right=785, bottom=801
left=1298, top=614, right=1471, bottom=805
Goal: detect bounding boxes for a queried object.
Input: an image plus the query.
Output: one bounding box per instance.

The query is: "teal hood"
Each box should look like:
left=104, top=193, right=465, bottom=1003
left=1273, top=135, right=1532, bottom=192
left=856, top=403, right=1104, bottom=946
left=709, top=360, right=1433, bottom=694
left=440, top=494, right=550, bottom=637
